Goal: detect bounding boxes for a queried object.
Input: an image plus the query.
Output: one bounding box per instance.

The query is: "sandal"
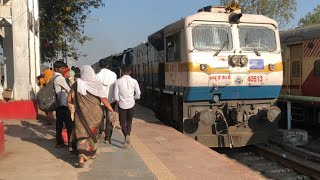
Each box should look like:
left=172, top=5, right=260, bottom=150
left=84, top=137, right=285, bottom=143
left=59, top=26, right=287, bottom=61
left=78, top=156, right=85, bottom=168
left=91, top=154, right=98, bottom=159
left=78, top=162, right=84, bottom=168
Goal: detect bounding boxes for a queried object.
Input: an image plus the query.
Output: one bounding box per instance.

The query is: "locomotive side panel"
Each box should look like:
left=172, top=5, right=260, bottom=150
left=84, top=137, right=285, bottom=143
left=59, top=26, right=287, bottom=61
left=281, top=38, right=320, bottom=97
left=301, top=38, right=320, bottom=97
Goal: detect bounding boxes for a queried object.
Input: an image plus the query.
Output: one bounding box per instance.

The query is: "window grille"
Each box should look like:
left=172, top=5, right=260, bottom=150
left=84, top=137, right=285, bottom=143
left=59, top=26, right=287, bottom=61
left=291, top=61, right=301, bottom=77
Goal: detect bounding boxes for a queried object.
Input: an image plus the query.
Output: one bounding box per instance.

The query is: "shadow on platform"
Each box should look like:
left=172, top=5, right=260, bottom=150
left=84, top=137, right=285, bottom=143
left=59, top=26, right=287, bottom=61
left=4, top=117, right=78, bottom=167
left=132, top=105, right=169, bottom=127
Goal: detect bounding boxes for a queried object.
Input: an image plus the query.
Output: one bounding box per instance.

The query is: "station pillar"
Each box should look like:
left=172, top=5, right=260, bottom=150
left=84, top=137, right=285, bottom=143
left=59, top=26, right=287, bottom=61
left=0, top=0, right=40, bottom=100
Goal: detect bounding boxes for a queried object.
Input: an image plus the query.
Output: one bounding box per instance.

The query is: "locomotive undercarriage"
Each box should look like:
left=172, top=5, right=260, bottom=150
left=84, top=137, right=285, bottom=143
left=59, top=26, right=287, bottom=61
left=146, top=87, right=281, bottom=148
left=182, top=100, right=281, bottom=147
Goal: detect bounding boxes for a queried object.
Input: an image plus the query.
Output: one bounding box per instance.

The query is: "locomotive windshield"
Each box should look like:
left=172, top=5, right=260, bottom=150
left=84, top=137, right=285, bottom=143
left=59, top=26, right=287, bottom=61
left=192, top=25, right=232, bottom=51
left=239, top=26, right=276, bottom=51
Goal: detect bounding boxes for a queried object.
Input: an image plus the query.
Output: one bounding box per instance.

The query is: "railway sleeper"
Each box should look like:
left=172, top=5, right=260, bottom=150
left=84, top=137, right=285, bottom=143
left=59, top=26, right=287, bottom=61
left=228, top=151, right=255, bottom=156
left=250, top=161, right=279, bottom=168
left=263, top=167, right=294, bottom=174
left=263, top=173, right=311, bottom=180
left=251, top=164, right=285, bottom=172
left=279, top=175, right=312, bottom=180
left=237, top=155, right=265, bottom=162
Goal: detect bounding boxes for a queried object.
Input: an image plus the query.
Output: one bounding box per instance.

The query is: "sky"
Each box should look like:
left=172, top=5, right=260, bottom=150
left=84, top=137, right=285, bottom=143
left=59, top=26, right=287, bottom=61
left=75, top=0, right=320, bottom=66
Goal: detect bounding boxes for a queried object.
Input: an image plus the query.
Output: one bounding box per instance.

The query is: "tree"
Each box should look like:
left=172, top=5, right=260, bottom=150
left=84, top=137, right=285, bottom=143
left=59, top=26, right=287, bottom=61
left=299, top=5, right=320, bottom=27
left=39, top=0, right=105, bottom=63
left=220, top=0, right=297, bottom=28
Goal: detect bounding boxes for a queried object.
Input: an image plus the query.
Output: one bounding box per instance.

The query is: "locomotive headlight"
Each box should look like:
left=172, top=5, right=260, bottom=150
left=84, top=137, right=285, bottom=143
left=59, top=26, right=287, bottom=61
left=240, top=56, right=248, bottom=66
left=269, top=64, right=275, bottom=71
left=231, top=56, right=241, bottom=66
left=200, top=64, right=208, bottom=71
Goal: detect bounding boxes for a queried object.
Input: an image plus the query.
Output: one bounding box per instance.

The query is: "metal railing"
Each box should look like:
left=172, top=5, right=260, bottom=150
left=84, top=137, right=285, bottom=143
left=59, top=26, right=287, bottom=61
left=279, top=94, right=320, bottom=130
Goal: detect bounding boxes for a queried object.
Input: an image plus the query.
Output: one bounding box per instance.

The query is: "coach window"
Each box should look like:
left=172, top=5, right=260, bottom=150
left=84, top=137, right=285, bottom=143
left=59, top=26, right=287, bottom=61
left=166, top=32, right=181, bottom=62
left=314, top=60, right=320, bottom=77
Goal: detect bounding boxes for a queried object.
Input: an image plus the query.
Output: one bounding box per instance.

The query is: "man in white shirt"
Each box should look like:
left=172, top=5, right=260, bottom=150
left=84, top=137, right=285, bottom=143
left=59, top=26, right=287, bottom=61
left=114, top=65, right=141, bottom=147
left=96, top=59, right=117, bottom=144
left=53, top=61, right=73, bottom=149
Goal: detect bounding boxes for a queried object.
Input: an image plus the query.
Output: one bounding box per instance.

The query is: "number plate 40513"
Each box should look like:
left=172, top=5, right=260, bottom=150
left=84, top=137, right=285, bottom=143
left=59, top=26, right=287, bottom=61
left=247, top=74, right=267, bottom=86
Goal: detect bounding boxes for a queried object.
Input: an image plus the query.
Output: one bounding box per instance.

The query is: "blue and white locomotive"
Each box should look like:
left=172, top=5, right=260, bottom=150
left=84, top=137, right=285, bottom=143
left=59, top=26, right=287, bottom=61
left=95, top=4, right=283, bottom=147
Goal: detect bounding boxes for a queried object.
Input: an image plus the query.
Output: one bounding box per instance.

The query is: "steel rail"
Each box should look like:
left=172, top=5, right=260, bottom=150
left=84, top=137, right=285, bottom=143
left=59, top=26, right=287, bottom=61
left=251, top=145, right=320, bottom=179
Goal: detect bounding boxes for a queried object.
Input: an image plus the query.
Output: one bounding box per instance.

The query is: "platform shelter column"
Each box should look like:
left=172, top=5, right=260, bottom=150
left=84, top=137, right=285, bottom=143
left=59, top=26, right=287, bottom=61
left=0, top=0, right=40, bottom=100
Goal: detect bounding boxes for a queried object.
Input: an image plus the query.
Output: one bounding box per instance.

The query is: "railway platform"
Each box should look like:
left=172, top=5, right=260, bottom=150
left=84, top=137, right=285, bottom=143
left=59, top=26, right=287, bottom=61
left=0, top=105, right=265, bottom=180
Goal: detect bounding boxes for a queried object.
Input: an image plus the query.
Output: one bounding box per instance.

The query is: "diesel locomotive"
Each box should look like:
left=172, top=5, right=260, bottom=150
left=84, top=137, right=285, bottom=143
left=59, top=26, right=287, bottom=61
left=93, top=4, right=283, bottom=147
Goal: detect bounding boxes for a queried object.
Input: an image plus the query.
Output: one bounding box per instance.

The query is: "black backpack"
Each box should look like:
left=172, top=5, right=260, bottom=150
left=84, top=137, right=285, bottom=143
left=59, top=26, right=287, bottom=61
left=36, top=75, right=60, bottom=111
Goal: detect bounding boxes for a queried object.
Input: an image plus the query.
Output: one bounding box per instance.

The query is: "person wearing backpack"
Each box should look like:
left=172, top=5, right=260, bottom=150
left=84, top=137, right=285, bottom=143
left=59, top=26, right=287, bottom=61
left=53, top=61, right=73, bottom=148
left=38, top=68, right=55, bottom=125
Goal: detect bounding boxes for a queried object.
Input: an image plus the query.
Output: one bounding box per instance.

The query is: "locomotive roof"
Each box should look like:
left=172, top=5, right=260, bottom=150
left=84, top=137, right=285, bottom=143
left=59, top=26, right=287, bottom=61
left=164, top=12, right=278, bottom=33
left=280, top=24, right=320, bottom=43
left=188, top=12, right=277, bottom=25
left=148, top=11, right=278, bottom=51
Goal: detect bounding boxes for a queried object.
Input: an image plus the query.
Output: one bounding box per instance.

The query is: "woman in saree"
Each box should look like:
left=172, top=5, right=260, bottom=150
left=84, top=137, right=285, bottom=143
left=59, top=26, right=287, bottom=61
left=67, top=65, right=114, bottom=168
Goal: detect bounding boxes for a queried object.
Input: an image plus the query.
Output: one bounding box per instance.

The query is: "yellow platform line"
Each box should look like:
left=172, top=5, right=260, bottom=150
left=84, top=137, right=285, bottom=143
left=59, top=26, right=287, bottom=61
left=131, top=135, right=178, bottom=180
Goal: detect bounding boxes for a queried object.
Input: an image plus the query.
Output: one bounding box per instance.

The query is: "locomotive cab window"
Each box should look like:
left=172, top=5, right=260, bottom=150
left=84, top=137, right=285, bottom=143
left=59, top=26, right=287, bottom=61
left=192, top=25, right=232, bottom=51
left=166, top=32, right=181, bottom=62
left=239, top=26, right=276, bottom=51
left=314, top=60, right=320, bottom=77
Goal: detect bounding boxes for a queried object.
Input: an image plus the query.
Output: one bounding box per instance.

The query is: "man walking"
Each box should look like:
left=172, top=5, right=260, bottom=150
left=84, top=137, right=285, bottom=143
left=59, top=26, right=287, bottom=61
left=53, top=61, right=73, bottom=148
left=114, top=65, right=141, bottom=147
left=96, top=59, right=117, bottom=144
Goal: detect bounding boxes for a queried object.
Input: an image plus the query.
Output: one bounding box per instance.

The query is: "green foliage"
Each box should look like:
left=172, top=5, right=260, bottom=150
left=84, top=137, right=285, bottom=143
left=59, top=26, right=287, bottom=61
left=220, top=0, right=297, bottom=28
left=39, top=0, right=105, bottom=63
left=299, top=5, right=320, bottom=27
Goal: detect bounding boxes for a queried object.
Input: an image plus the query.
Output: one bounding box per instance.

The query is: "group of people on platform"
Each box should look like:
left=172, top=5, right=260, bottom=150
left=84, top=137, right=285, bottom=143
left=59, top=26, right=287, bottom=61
left=37, top=60, right=141, bottom=168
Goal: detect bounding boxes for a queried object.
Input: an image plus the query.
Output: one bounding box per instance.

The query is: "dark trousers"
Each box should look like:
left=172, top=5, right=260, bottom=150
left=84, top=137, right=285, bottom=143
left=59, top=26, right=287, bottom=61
left=56, top=106, right=74, bottom=145
left=101, top=103, right=115, bottom=141
left=119, top=107, right=134, bottom=137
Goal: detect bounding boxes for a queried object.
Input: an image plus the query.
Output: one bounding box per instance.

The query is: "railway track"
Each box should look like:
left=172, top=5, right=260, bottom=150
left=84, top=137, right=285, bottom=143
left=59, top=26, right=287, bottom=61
left=215, top=140, right=320, bottom=179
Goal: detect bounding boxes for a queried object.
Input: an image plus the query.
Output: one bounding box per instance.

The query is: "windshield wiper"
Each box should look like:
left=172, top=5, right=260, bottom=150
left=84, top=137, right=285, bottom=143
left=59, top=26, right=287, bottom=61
left=213, top=40, right=229, bottom=57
